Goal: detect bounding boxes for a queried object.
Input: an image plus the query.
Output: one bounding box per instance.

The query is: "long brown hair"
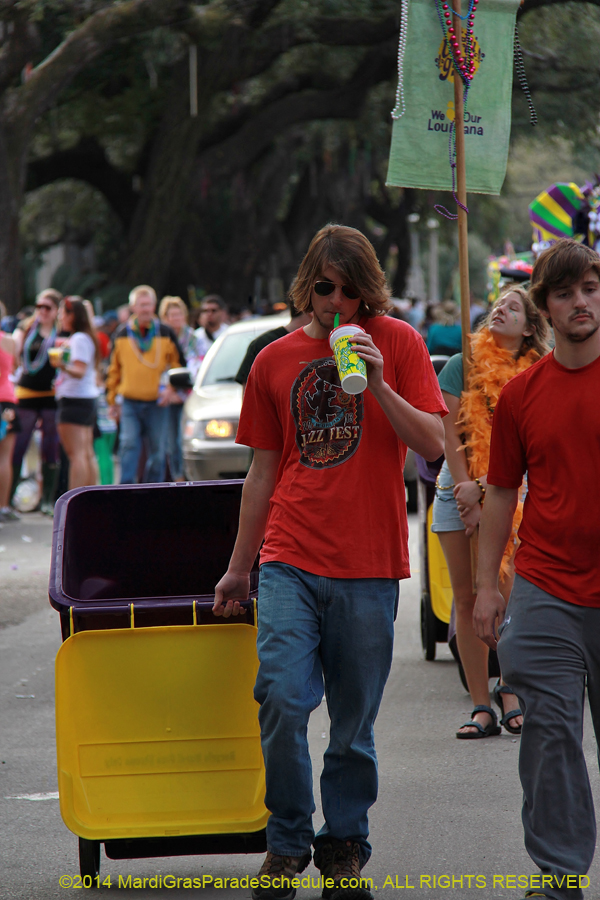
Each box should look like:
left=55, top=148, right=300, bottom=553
left=289, top=224, right=391, bottom=318
left=63, top=296, right=101, bottom=365
left=479, top=284, right=551, bottom=359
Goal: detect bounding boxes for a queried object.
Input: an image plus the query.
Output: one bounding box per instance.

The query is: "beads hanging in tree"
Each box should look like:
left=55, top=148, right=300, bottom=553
left=513, top=24, right=537, bottom=126
left=391, top=0, right=409, bottom=119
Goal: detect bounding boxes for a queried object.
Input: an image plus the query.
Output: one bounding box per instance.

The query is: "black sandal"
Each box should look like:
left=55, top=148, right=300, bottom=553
left=492, top=680, right=523, bottom=735
left=456, top=704, right=501, bottom=740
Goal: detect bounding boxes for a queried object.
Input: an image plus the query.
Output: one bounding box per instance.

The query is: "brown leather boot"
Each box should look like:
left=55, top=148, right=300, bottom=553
left=252, top=849, right=312, bottom=900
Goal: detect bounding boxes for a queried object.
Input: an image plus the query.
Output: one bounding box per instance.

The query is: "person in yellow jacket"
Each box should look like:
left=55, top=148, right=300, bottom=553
left=106, top=285, right=185, bottom=483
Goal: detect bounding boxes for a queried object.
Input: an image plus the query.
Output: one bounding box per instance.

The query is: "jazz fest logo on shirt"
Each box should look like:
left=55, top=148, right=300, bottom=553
left=291, top=358, right=363, bottom=469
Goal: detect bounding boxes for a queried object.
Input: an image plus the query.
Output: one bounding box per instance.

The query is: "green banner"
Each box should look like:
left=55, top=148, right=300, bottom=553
left=386, top=0, right=520, bottom=195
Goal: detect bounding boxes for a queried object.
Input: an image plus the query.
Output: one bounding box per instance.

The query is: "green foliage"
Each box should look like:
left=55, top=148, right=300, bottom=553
left=15, top=1, right=112, bottom=26
left=44, top=262, right=129, bottom=309
left=32, top=27, right=185, bottom=169
left=271, top=0, right=395, bottom=21
left=515, top=3, right=600, bottom=141
left=14, top=0, right=600, bottom=305
left=402, top=2, right=600, bottom=293
left=94, top=282, right=131, bottom=310
left=466, top=232, right=492, bottom=298
left=21, top=179, right=123, bottom=280
left=49, top=264, right=105, bottom=297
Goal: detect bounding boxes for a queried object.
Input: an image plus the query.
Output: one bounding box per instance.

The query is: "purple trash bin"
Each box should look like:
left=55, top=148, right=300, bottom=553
left=49, top=481, right=258, bottom=641
left=50, top=481, right=267, bottom=867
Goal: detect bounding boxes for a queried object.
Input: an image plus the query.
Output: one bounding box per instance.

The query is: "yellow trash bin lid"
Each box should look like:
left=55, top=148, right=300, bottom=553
left=55, top=623, right=268, bottom=841
left=427, top=505, right=453, bottom=625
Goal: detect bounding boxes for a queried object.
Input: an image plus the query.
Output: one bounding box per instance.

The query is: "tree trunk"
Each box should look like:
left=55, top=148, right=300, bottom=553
left=0, top=0, right=197, bottom=310
left=115, top=26, right=397, bottom=295
left=0, top=123, right=26, bottom=313
left=114, top=58, right=209, bottom=294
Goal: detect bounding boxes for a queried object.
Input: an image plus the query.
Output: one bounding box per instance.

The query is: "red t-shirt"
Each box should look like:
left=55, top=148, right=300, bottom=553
left=488, top=351, right=600, bottom=607
left=236, top=317, right=447, bottom=580
left=97, top=331, right=111, bottom=360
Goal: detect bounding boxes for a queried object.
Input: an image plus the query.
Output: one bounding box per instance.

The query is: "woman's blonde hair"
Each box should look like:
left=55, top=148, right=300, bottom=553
left=289, top=224, right=391, bottom=318
left=37, top=288, right=62, bottom=307
left=480, top=284, right=551, bottom=359
left=158, top=295, right=187, bottom=321
left=22, top=288, right=62, bottom=337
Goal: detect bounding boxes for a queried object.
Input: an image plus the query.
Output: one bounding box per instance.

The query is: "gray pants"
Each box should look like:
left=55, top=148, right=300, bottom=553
left=498, top=575, right=600, bottom=900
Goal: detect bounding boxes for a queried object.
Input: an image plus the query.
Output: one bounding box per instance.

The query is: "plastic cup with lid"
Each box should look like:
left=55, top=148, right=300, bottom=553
left=47, top=347, right=62, bottom=367
left=329, top=324, right=368, bottom=394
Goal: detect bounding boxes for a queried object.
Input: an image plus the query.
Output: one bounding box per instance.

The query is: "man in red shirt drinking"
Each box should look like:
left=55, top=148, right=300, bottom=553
left=474, top=238, right=600, bottom=900
left=214, top=225, right=446, bottom=900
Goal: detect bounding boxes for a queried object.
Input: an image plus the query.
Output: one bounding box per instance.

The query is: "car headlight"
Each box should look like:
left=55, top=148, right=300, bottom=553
left=204, top=419, right=236, bottom=439
left=184, top=419, right=237, bottom=440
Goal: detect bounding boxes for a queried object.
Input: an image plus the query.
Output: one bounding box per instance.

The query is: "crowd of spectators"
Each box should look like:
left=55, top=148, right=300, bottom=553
left=0, top=277, right=489, bottom=521
left=0, top=288, right=239, bottom=519
left=392, top=292, right=490, bottom=356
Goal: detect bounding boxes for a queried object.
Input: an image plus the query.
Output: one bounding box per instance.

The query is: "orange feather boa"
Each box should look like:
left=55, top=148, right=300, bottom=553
left=456, top=329, right=540, bottom=579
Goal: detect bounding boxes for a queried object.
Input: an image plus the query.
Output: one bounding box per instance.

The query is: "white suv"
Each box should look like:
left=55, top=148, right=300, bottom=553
left=182, top=315, right=289, bottom=481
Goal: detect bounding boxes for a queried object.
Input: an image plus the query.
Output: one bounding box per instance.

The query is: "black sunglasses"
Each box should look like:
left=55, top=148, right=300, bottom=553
left=313, top=281, right=360, bottom=301
left=35, top=303, right=54, bottom=311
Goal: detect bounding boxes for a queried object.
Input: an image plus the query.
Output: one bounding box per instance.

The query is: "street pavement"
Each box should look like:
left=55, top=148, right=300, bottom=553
left=2, top=511, right=600, bottom=899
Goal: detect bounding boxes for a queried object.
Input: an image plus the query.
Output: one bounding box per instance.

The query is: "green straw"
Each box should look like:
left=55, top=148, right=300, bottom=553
left=334, top=313, right=340, bottom=328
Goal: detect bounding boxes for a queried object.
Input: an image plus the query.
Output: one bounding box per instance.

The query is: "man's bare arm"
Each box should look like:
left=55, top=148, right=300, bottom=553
left=473, top=484, right=519, bottom=649
left=213, top=448, right=282, bottom=618
left=371, top=385, right=444, bottom=460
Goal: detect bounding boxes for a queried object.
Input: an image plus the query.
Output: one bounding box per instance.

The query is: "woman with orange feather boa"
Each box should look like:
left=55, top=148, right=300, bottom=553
left=431, top=286, right=550, bottom=738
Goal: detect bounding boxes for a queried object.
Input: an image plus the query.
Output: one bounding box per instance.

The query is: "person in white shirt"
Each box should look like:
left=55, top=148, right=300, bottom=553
left=194, top=294, right=229, bottom=359
left=51, top=297, right=100, bottom=490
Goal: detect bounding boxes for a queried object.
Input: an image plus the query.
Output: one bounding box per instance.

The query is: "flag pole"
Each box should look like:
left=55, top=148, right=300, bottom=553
left=451, top=0, right=478, bottom=582
left=452, top=0, right=471, bottom=370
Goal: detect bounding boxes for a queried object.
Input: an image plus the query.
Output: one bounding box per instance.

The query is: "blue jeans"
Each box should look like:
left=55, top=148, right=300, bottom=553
left=166, top=402, right=184, bottom=480
left=119, top=399, right=168, bottom=484
left=255, top=562, right=398, bottom=866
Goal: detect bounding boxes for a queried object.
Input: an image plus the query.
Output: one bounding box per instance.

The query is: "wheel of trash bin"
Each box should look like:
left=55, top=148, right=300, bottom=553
left=420, top=592, right=437, bottom=661
left=78, top=838, right=100, bottom=881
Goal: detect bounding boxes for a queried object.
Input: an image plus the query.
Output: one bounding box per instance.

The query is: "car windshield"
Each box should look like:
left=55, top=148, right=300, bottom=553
left=200, top=329, right=268, bottom=386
